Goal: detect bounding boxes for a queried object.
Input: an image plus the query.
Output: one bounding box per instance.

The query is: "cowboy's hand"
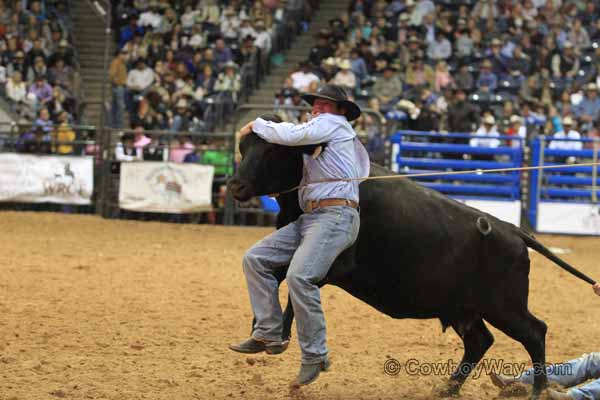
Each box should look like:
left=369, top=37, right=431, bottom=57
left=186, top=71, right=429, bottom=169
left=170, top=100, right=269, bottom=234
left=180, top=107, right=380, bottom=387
left=238, top=121, right=254, bottom=137
left=593, top=283, right=600, bottom=296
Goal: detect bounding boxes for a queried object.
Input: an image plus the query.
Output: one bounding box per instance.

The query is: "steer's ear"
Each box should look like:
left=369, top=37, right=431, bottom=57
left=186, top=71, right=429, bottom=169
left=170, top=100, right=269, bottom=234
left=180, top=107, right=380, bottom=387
left=298, top=143, right=328, bottom=158
left=311, top=146, right=322, bottom=159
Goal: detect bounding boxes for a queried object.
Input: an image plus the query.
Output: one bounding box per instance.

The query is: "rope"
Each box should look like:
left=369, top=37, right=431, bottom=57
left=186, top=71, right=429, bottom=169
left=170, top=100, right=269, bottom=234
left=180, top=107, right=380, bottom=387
left=281, top=161, right=600, bottom=193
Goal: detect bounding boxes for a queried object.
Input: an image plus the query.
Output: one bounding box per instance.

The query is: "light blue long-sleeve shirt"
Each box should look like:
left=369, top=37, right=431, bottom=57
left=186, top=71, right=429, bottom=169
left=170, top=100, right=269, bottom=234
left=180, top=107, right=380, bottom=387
left=252, top=113, right=370, bottom=211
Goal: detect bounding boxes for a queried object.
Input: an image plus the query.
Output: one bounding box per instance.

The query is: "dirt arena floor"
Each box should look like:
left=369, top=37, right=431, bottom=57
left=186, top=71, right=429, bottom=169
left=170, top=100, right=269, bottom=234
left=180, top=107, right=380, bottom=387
left=1, top=211, right=599, bottom=400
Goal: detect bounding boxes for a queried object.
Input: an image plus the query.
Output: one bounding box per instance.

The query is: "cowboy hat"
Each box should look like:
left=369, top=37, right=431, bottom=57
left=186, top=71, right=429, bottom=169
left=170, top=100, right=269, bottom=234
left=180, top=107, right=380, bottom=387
left=337, top=59, right=351, bottom=69
left=510, top=115, right=523, bottom=124
left=222, top=60, right=238, bottom=70
left=301, top=84, right=361, bottom=121
left=482, top=114, right=496, bottom=125
left=562, top=116, right=574, bottom=126
left=323, top=57, right=337, bottom=66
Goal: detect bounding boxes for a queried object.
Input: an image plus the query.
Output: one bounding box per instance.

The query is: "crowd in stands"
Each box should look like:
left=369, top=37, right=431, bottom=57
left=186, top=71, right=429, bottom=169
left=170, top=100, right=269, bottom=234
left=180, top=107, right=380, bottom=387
left=273, top=0, right=600, bottom=158
left=0, top=0, right=78, bottom=126
left=0, top=0, right=83, bottom=157
left=110, top=0, right=314, bottom=133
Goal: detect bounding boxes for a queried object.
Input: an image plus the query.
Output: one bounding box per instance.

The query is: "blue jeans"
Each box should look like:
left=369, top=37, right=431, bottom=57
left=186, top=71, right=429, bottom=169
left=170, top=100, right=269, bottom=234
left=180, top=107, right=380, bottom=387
left=518, top=353, right=600, bottom=400
left=111, top=86, right=125, bottom=128
left=243, top=205, right=360, bottom=364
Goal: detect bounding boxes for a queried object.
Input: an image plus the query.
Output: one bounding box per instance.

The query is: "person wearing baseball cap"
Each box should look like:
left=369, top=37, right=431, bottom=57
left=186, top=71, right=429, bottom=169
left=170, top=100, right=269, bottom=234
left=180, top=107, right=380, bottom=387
left=231, top=84, right=369, bottom=386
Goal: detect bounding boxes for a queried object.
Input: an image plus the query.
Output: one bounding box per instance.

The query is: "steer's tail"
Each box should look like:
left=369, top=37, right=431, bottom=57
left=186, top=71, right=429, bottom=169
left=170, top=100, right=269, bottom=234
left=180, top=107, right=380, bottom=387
left=516, top=229, right=596, bottom=285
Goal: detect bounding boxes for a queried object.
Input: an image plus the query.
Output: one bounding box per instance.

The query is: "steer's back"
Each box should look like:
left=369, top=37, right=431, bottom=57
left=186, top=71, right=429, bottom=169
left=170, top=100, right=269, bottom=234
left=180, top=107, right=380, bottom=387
left=335, top=163, right=529, bottom=319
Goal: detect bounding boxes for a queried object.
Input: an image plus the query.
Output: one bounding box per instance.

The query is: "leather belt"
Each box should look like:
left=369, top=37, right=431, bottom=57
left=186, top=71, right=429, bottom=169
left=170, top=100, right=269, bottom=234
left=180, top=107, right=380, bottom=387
left=305, top=198, right=359, bottom=212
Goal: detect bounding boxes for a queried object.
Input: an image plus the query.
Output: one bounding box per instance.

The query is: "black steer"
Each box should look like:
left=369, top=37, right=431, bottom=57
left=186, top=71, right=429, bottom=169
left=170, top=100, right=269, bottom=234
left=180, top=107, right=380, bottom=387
left=228, top=132, right=595, bottom=398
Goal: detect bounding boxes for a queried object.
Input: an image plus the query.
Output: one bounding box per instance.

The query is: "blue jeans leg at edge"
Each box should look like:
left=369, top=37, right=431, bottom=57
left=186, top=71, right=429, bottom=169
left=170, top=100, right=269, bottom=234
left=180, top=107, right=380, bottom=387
left=112, top=86, right=125, bottom=128
left=518, top=352, right=600, bottom=400
left=243, top=206, right=360, bottom=364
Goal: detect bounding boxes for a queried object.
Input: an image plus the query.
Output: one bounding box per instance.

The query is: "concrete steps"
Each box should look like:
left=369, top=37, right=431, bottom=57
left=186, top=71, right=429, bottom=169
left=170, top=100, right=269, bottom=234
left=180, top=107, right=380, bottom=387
left=69, top=0, right=111, bottom=125
left=231, top=0, right=352, bottom=129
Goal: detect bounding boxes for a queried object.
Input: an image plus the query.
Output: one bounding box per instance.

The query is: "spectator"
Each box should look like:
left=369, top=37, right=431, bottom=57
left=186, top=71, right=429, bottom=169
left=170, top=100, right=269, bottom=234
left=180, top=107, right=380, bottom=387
left=455, top=26, right=474, bottom=61
left=214, top=60, right=241, bottom=110
left=26, top=55, right=47, bottom=82
left=454, top=64, right=474, bottom=92
left=24, top=38, right=47, bottom=78
left=115, top=132, right=142, bottom=161
left=213, top=37, right=233, bottom=68
left=109, top=49, right=128, bottom=129
left=138, top=1, right=163, bottom=29
left=48, top=39, right=74, bottom=67
left=447, top=88, right=480, bottom=135
left=568, top=19, right=591, bottom=49
left=574, top=83, right=600, bottom=132
left=427, top=31, right=452, bottom=62
left=220, top=7, right=240, bottom=44
left=309, top=31, right=334, bottom=67
left=28, top=75, right=53, bottom=108
left=143, top=135, right=168, bottom=161
left=126, top=58, right=154, bottom=113
left=506, top=115, right=526, bottom=148
left=434, top=61, right=454, bottom=92
left=133, top=124, right=151, bottom=148
left=331, top=59, right=356, bottom=94
left=6, top=70, right=29, bottom=114
left=169, top=135, right=195, bottom=163
left=18, top=125, right=51, bottom=154
left=169, top=98, right=193, bottom=132
left=253, top=19, right=272, bottom=55
left=372, top=65, right=402, bottom=113
left=549, top=116, right=583, bottom=152
left=476, top=59, right=498, bottom=92
left=47, top=86, right=71, bottom=122
left=52, top=111, right=76, bottom=155
left=486, top=37, right=508, bottom=76
left=290, top=60, right=320, bottom=92
left=470, top=113, right=500, bottom=160
left=197, top=0, right=220, bottom=29
left=349, top=48, right=368, bottom=83
left=318, top=57, right=337, bottom=82
left=551, top=41, right=579, bottom=81
left=7, top=50, right=26, bottom=78
left=196, top=64, right=216, bottom=97
left=48, top=58, right=74, bottom=95
left=239, top=17, right=257, bottom=40
left=34, top=108, right=53, bottom=134
left=405, top=57, right=435, bottom=89
left=508, top=44, right=531, bottom=77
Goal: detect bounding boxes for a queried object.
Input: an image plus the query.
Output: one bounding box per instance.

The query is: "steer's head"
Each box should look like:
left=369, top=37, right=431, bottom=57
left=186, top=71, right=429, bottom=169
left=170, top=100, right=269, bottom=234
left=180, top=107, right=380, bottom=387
left=228, top=114, right=321, bottom=201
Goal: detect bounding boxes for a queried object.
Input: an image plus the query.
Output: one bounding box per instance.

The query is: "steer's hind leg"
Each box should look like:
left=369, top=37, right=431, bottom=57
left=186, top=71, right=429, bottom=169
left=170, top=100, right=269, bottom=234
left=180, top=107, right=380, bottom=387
left=438, top=318, right=495, bottom=397
left=484, top=310, right=548, bottom=399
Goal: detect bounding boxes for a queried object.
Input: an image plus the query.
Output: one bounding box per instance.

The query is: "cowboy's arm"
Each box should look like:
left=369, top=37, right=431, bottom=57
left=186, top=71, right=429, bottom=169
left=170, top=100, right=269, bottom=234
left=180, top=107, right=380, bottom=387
left=594, top=283, right=600, bottom=296
left=251, top=117, right=339, bottom=146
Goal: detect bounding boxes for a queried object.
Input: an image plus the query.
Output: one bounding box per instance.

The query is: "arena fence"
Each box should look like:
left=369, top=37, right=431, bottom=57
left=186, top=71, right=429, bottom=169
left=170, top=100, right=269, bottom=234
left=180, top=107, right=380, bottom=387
left=97, top=128, right=233, bottom=224
left=389, top=130, right=526, bottom=227
left=529, top=136, right=600, bottom=235
left=3, top=119, right=600, bottom=236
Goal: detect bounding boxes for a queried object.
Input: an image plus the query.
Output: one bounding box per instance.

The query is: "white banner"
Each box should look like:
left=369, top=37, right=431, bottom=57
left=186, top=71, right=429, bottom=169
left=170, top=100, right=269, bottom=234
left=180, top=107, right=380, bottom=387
left=119, top=162, right=214, bottom=213
left=0, top=154, right=94, bottom=204
left=455, top=199, right=522, bottom=227
left=537, top=202, right=600, bottom=235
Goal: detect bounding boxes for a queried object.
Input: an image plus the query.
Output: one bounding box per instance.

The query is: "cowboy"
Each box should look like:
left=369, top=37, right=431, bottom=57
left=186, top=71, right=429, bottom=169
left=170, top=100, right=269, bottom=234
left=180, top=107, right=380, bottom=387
left=490, top=283, right=600, bottom=400
left=229, top=84, right=370, bottom=386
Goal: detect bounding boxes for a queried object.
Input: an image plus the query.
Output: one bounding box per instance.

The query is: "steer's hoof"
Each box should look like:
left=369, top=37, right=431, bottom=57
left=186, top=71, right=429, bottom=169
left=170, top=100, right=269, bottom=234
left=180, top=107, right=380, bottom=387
left=432, top=380, right=462, bottom=397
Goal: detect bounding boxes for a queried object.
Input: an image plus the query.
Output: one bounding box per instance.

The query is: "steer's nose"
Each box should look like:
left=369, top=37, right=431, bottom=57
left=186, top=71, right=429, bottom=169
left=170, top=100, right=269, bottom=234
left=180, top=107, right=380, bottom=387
left=227, top=178, right=246, bottom=198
